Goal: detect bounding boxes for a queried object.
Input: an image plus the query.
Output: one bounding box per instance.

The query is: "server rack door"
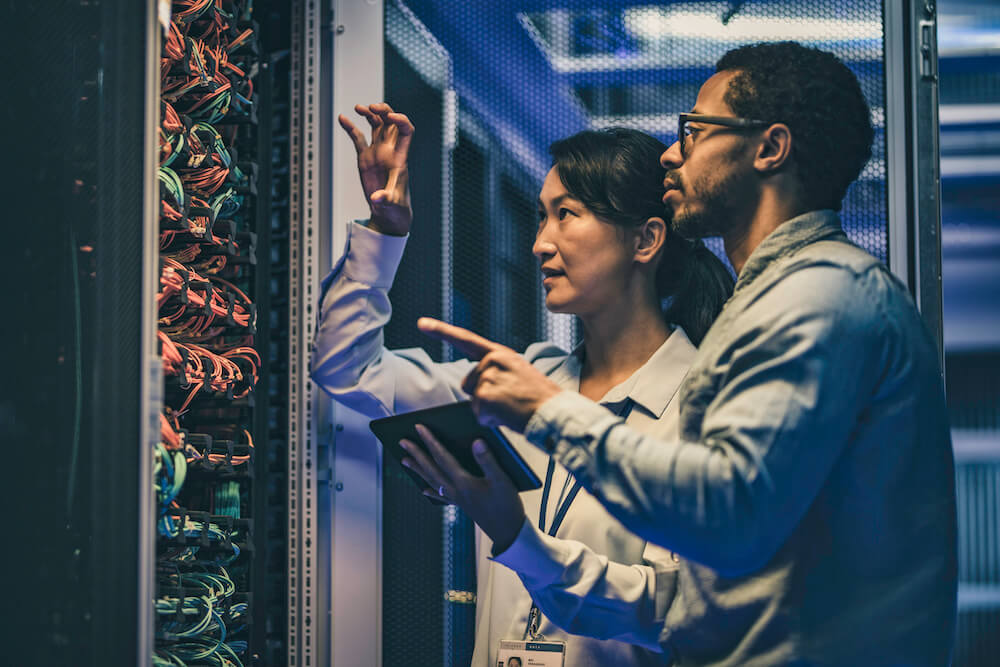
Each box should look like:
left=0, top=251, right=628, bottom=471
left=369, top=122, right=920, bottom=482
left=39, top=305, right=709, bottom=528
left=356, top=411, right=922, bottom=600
left=3, top=0, right=158, bottom=664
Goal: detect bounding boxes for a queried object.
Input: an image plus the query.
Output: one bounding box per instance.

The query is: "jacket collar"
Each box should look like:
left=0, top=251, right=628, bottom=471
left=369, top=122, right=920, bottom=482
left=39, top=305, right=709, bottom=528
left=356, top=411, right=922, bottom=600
left=733, top=209, right=849, bottom=296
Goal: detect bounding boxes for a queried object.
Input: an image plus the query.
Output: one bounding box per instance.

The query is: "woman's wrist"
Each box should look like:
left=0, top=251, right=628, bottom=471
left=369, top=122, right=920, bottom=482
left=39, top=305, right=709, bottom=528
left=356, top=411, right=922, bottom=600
left=367, top=213, right=411, bottom=237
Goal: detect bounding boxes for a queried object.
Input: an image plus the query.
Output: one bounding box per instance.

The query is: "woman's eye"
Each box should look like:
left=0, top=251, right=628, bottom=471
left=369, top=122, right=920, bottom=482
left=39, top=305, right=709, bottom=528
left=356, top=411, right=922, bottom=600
left=557, top=207, right=574, bottom=220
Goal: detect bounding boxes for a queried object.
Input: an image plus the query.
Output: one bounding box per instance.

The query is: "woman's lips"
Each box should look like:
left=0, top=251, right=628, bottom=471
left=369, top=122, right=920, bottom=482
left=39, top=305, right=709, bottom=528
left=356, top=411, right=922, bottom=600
left=541, top=270, right=564, bottom=286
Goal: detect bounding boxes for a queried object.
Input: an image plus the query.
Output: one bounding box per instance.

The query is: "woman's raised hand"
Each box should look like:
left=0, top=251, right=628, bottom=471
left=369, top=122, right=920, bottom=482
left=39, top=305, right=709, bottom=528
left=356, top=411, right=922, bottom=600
left=338, top=103, right=414, bottom=236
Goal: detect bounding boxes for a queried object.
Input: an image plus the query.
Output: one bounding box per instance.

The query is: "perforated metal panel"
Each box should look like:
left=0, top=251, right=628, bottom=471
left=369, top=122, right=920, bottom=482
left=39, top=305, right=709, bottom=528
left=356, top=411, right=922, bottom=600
left=519, top=1, right=888, bottom=260
left=382, top=1, right=891, bottom=664
left=948, top=351, right=1000, bottom=667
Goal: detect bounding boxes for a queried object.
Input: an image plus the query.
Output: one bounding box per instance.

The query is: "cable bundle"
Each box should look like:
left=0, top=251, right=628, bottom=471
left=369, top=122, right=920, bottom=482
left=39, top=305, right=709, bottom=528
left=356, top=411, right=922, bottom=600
left=185, top=429, right=254, bottom=470
left=155, top=442, right=188, bottom=534
left=160, top=103, right=187, bottom=167
left=162, top=2, right=256, bottom=125
left=156, top=3, right=259, bottom=664
left=214, top=481, right=242, bottom=517
left=155, top=566, right=248, bottom=667
left=160, top=332, right=260, bottom=413
left=159, top=130, right=246, bottom=247
left=159, top=258, right=256, bottom=341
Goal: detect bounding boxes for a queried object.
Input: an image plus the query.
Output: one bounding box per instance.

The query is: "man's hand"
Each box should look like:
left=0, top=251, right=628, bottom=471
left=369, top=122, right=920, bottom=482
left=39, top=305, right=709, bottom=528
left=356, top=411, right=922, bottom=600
left=418, top=317, right=563, bottom=432
left=338, top=103, right=414, bottom=236
left=400, top=424, right=526, bottom=554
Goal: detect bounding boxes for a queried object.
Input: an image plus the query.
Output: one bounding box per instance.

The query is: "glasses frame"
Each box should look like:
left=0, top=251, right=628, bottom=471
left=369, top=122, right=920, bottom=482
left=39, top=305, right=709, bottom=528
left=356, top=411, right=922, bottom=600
left=678, top=112, right=770, bottom=158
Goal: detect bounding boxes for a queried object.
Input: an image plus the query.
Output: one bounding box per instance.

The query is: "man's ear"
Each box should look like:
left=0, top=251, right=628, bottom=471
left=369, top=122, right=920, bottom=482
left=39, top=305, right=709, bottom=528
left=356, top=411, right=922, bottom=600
left=754, top=122, right=792, bottom=174
left=634, top=216, right=667, bottom=266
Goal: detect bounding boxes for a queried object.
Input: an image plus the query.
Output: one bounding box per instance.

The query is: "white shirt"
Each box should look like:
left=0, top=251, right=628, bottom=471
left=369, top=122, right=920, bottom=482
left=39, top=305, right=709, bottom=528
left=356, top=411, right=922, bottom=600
left=311, top=221, right=696, bottom=666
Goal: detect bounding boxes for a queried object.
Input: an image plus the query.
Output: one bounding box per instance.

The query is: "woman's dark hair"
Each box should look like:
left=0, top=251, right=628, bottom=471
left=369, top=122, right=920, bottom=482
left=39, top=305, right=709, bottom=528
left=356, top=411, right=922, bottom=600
left=548, top=128, right=734, bottom=345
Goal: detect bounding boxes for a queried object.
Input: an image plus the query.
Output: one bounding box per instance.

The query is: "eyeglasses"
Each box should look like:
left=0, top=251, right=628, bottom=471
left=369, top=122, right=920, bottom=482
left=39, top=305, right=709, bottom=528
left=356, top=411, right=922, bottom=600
left=678, top=113, right=770, bottom=158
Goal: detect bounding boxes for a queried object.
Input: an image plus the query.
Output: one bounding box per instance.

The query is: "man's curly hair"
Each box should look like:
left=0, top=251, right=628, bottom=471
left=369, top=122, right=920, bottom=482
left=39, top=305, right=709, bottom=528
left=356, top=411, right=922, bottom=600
left=716, top=41, right=874, bottom=211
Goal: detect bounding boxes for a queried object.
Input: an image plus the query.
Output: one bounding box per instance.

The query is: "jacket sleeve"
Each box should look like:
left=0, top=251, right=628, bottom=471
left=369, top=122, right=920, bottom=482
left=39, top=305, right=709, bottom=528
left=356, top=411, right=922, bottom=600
left=523, top=265, right=883, bottom=576
left=493, top=517, right=676, bottom=652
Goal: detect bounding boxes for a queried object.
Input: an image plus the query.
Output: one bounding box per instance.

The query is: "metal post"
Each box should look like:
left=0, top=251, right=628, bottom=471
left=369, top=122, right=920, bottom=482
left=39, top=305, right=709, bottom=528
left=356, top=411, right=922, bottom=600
left=288, top=0, right=322, bottom=663
left=138, top=0, right=161, bottom=663
left=884, top=0, right=945, bottom=366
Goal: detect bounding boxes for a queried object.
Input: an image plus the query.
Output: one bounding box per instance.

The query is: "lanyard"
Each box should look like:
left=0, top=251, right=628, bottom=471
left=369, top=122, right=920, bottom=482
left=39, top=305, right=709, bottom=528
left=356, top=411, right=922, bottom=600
left=525, top=398, right=634, bottom=640
left=537, top=458, right=581, bottom=538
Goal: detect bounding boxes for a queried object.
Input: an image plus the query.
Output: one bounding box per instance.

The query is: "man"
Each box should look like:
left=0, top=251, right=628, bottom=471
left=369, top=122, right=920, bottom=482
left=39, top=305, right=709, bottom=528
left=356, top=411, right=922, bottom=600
left=408, top=41, right=958, bottom=665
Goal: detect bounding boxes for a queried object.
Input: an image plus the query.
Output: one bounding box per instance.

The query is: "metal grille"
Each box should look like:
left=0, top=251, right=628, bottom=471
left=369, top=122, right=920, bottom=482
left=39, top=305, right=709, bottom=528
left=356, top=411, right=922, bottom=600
left=954, top=608, right=1000, bottom=666
left=948, top=352, right=1000, bottom=666
left=382, top=5, right=452, bottom=665
left=948, top=353, right=1000, bottom=432
left=517, top=1, right=888, bottom=261
left=956, top=463, right=1000, bottom=585
left=383, top=1, right=890, bottom=663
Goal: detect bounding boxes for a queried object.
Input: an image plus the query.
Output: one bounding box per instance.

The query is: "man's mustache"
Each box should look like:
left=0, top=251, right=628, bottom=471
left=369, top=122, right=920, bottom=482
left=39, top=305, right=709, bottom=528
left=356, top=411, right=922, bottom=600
left=664, top=170, right=683, bottom=192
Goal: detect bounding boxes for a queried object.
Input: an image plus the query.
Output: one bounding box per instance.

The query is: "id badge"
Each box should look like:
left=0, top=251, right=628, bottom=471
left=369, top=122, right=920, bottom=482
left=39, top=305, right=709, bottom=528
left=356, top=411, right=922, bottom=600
left=497, top=639, right=566, bottom=667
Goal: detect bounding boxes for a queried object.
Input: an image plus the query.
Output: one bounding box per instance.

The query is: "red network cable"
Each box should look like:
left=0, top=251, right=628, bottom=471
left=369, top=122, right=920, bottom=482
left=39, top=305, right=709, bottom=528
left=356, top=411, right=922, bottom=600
left=158, top=259, right=253, bottom=339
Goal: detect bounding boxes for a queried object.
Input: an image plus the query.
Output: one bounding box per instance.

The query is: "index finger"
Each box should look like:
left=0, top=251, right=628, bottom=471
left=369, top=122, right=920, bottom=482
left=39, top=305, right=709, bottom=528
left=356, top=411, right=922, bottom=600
left=337, top=114, right=368, bottom=155
left=417, top=317, right=503, bottom=361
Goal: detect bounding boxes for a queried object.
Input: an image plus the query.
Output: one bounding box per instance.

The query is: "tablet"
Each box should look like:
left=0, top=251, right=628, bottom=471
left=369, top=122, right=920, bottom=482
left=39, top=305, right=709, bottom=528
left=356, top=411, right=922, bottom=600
left=369, top=401, right=542, bottom=504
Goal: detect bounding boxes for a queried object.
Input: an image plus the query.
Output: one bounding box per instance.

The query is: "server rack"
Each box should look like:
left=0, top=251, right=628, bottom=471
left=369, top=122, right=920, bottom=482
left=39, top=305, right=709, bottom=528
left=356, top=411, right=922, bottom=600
left=152, top=1, right=295, bottom=665
left=3, top=0, right=297, bottom=664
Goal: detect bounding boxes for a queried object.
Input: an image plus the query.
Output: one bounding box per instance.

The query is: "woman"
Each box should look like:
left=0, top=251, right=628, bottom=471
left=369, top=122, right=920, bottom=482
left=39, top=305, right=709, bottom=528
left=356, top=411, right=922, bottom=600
left=312, top=103, right=733, bottom=666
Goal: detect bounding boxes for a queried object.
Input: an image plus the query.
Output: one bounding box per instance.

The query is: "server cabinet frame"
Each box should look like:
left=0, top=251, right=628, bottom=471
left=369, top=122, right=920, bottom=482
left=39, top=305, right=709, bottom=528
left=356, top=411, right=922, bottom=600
left=885, top=0, right=945, bottom=363
left=288, top=0, right=325, bottom=664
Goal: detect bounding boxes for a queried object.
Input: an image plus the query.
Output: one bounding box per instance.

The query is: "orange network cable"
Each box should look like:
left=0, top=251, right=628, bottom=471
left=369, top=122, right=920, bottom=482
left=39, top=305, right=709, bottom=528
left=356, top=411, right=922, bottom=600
left=161, top=412, right=183, bottom=451
left=185, top=428, right=254, bottom=467
left=222, top=347, right=260, bottom=398
left=160, top=330, right=259, bottom=412
left=164, top=21, right=186, bottom=62
left=173, top=0, right=215, bottom=27
left=159, top=258, right=253, bottom=336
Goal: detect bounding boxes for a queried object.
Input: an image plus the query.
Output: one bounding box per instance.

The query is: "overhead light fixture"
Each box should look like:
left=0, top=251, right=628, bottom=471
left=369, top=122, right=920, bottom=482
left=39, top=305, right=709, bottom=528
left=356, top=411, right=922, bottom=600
left=624, top=5, right=881, bottom=43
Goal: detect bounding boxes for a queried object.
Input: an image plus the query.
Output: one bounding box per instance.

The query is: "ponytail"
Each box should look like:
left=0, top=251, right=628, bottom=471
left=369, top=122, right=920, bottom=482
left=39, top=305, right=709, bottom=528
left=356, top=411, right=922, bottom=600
left=659, top=240, right=734, bottom=346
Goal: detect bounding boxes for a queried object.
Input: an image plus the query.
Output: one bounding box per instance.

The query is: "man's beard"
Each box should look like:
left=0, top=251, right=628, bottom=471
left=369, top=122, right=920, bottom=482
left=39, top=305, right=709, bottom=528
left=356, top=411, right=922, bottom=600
left=667, top=168, right=744, bottom=241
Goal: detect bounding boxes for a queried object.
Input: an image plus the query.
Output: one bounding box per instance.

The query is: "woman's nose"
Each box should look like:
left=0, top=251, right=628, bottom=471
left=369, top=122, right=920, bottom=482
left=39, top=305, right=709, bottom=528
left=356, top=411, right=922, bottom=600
left=532, top=228, right=556, bottom=259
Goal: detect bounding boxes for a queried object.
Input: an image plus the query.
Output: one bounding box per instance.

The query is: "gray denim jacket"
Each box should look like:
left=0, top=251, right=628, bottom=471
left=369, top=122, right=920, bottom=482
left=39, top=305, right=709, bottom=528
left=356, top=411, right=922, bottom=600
left=525, top=210, right=958, bottom=666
